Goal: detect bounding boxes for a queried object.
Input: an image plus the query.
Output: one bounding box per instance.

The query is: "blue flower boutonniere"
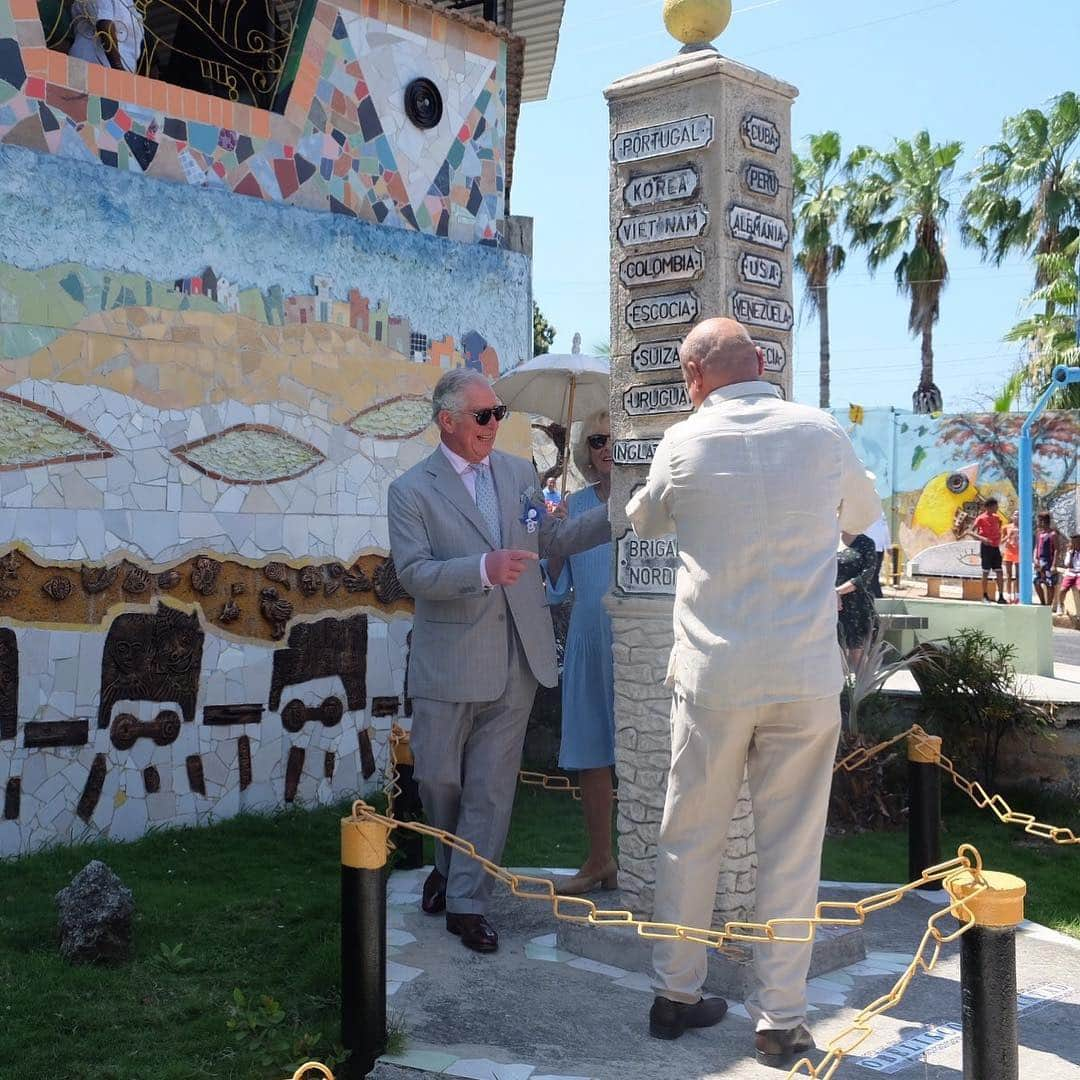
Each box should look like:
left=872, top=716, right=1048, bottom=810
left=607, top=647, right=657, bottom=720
left=520, top=487, right=547, bottom=534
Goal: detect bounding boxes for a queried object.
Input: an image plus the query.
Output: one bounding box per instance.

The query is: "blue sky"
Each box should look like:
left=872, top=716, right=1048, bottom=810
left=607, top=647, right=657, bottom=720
left=511, top=0, right=1080, bottom=411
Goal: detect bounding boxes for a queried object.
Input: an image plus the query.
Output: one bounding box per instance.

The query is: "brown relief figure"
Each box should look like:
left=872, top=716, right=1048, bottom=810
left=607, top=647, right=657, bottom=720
left=190, top=556, right=221, bottom=596
left=0, top=628, right=17, bottom=741
left=237, top=735, right=253, bottom=790
left=230, top=582, right=246, bottom=596
left=324, top=751, right=336, bottom=780
left=259, top=587, right=294, bottom=640
left=371, top=696, right=400, bottom=718
left=323, top=563, right=344, bottom=597
left=263, top=562, right=292, bottom=590
left=343, top=567, right=372, bottom=593
left=121, top=566, right=152, bottom=595
left=186, top=754, right=206, bottom=795
left=77, top=754, right=107, bottom=822
left=110, top=710, right=181, bottom=750
left=217, top=600, right=241, bottom=624
left=373, top=558, right=408, bottom=605
left=268, top=614, right=368, bottom=713
left=284, top=746, right=305, bottom=802
left=297, top=565, right=322, bottom=597
left=202, top=704, right=263, bottom=726
left=42, top=575, right=73, bottom=602
left=23, top=720, right=89, bottom=748
left=358, top=729, right=376, bottom=779
left=81, top=564, right=119, bottom=594
left=157, top=570, right=182, bottom=591
left=4, top=776, right=19, bottom=820
left=143, top=766, right=161, bottom=794
left=97, top=605, right=205, bottom=730
left=0, top=550, right=20, bottom=602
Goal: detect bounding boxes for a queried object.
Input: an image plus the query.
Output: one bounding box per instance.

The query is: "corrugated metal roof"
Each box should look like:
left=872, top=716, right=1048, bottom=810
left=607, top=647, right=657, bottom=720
left=507, top=0, right=567, bottom=102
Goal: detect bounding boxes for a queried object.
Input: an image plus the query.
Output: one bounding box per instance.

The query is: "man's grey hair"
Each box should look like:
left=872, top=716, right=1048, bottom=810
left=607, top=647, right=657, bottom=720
left=431, top=367, right=490, bottom=422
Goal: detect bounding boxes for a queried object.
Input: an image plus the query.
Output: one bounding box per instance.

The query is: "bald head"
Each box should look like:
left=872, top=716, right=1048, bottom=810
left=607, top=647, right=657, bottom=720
left=679, top=318, right=762, bottom=406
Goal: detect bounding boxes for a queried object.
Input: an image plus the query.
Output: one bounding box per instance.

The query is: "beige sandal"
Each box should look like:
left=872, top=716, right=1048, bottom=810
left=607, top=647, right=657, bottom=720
left=554, top=861, right=619, bottom=895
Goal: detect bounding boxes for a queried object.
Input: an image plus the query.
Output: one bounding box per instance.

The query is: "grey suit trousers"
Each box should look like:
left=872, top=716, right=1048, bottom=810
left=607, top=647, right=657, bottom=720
left=408, top=623, right=538, bottom=915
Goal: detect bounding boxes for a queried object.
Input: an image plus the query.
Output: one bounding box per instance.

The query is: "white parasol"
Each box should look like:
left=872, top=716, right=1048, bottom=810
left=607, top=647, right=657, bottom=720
left=493, top=333, right=610, bottom=495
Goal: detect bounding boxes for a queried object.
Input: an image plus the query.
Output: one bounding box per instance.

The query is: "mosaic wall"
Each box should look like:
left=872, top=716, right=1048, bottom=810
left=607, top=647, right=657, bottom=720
left=834, top=406, right=1080, bottom=561
left=0, top=130, right=531, bottom=856
left=0, top=0, right=510, bottom=244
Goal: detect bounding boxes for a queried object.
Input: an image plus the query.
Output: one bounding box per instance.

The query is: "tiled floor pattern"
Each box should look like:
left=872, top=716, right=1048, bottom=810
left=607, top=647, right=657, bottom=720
left=377, top=867, right=925, bottom=1079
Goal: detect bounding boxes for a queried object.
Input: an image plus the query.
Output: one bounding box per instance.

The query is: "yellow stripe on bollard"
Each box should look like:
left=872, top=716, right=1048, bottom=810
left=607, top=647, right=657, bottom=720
left=946, top=869, right=1026, bottom=928
left=341, top=816, right=391, bottom=871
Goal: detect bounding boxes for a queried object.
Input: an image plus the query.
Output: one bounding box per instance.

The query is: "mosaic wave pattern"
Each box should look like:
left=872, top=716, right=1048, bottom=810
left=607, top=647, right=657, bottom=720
left=0, top=0, right=508, bottom=243
left=0, top=391, right=114, bottom=468
left=173, top=425, right=326, bottom=484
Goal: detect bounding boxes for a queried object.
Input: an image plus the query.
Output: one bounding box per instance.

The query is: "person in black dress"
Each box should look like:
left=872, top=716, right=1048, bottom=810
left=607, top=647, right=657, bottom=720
left=836, top=532, right=879, bottom=668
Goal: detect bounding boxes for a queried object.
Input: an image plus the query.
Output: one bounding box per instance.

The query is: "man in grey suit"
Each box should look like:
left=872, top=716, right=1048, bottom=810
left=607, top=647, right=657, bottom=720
left=388, top=368, right=609, bottom=953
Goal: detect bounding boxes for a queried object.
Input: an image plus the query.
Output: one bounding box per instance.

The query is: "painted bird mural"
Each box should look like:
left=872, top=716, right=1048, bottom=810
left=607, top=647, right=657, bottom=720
left=912, top=464, right=980, bottom=537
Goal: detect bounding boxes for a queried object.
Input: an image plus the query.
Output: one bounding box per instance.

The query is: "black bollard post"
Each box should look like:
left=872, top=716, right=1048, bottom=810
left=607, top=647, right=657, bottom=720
left=947, top=870, right=1026, bottom=1080
left=391, top=729, right=424, bottom=870
left=907, top=731, right=941, bottom=888
left=341, top=812, right=390, bottom=1079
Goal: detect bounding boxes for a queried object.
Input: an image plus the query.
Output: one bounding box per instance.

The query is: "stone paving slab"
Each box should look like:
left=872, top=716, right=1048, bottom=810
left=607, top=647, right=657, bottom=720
left=367, top=867, right=1080, bottom=1080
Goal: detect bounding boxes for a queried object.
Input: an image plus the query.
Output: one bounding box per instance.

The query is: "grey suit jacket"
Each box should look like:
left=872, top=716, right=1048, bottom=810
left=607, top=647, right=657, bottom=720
left=388, top=447, right=610, bottom=702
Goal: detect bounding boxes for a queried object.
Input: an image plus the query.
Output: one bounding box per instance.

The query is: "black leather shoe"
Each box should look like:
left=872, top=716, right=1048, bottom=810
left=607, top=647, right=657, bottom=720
left=421, top=869, right=446, bottom=915
left=445, top=913, right=499, bottom=953
left=648, top=995, right=728, bottom=1040
left=755, top=1024, right=815, bottom=1067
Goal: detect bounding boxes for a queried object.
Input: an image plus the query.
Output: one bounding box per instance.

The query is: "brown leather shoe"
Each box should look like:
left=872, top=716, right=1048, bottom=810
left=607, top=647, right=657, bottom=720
left=755, top=1023, right=814, bottom=1067
left=421, top=869, right=446, bottom=915
left=648, top=995, right=728, bottom=1039
left=445, top=913, right=499, bottom=953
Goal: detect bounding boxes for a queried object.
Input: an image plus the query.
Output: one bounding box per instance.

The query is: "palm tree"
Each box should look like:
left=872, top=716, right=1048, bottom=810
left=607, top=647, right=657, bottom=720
left=962, top=91, right=1080, bottom=307
left=793, top=131, right=849, bottom=409
left=1004, top=237, right=1080, bottom=409
left=847, top=131, right=963, bottom=413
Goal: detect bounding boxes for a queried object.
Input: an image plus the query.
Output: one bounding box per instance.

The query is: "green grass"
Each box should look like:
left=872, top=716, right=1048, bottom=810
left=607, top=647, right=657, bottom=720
left=2, top=784, right=1077, bottom=1078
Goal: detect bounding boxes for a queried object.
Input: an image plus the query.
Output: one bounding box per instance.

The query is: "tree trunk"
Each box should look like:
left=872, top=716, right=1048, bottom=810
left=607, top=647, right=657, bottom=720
left=818, top=283, right=831, bottom=410
left=913, top=324, right=943, bottom=413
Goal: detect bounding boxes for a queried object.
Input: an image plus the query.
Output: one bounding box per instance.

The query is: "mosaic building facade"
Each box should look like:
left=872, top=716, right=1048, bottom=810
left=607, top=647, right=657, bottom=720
left=0, top=0, right=535, bottom=856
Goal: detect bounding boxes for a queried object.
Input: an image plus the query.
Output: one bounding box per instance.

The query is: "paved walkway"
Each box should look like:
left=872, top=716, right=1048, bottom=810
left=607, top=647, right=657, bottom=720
left=368, top=866, right=1080, bottom=1080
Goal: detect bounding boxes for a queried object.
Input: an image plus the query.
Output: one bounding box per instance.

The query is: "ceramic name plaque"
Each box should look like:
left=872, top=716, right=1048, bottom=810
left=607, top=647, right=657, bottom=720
left=613, top=115, right=715, bottom=164
left=626, top=291, right=700, bottom=330
left=616, top=531, right=679, bottom=595
left=620, top=246, right=705, bottom=288
left=624, top=166, right=700, bottom=208
left=612, top=438, right=663, bottom=465
left=623, top=381, right=693, bottom=416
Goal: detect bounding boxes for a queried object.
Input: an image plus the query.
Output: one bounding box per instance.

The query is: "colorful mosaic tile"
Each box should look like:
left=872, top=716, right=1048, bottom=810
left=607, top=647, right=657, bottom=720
left=0, top=0, right=509, bottom=244
left=172, top=424, right=326, bottom=484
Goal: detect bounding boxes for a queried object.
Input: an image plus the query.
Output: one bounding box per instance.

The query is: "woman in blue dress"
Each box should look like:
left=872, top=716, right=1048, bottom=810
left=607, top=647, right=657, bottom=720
left=544, top=409, right=616, bottom=895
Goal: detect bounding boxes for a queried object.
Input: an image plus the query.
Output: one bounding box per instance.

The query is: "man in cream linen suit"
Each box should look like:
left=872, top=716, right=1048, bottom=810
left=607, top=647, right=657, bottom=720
left=627, top=318, right=879, bottom=1064
left=388, top=368, right=609, bottom=954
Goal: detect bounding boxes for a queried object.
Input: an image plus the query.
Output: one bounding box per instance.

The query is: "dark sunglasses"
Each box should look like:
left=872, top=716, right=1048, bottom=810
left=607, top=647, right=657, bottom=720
left=586, top=434, right=610, bottom=450
left=470, top=405, right=509, bottom=426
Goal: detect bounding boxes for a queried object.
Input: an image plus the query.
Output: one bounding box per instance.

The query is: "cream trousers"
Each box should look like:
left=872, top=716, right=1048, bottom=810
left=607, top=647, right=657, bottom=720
left=651, top=693, right=841, bottom=1031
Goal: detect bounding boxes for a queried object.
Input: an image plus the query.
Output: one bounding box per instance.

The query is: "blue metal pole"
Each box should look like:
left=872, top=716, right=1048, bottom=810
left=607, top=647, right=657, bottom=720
left=1019, top=365, right=1080, bottom=604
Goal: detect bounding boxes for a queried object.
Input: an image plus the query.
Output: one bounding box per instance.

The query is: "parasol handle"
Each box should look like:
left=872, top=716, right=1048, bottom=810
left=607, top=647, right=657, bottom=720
left=560, top=375, right=577, bottom=498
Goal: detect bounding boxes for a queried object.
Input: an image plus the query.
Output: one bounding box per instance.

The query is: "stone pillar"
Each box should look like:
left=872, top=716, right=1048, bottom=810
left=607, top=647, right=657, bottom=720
left=605, top=43, right=797, bottom=923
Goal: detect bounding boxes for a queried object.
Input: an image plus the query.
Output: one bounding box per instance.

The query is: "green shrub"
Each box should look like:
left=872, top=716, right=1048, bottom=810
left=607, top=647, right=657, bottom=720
left=910, top=628, right=1049, bottom=787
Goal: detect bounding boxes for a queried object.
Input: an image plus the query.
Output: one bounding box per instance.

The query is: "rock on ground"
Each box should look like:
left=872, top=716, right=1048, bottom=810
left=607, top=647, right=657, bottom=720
left=55, top=859, right=135, bottom=964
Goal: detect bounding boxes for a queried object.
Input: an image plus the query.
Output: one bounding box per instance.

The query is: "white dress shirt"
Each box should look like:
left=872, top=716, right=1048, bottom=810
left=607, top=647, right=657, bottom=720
left=440, top=442, right=494, bottom=587
left=626, top=381, right=880, bottom=710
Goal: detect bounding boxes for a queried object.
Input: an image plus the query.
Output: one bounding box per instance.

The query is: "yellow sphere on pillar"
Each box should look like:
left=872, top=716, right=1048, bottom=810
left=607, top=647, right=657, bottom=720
left=662, top=0, right=733, bottom=45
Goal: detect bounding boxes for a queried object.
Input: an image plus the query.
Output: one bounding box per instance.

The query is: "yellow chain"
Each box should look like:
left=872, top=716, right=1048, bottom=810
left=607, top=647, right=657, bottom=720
left=935, top=746, right=1080, bottom=844
left=286, top=1064, right=334, bottom=1080
left=518, top=770, right=583, bottom=800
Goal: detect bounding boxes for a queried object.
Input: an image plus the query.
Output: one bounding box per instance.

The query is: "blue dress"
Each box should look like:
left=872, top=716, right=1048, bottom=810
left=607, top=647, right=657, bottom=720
left=545, top=485, right=615, bottom=770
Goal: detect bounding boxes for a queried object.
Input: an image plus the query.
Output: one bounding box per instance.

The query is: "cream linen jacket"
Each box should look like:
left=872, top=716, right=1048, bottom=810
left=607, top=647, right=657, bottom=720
left=626, top=381, right=880, bottom=709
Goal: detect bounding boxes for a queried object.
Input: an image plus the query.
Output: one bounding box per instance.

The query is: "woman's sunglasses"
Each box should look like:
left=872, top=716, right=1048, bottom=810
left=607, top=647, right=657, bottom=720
left=470, top=405, right=509, bottom=426
left=586, top=434, right=610, bottom=450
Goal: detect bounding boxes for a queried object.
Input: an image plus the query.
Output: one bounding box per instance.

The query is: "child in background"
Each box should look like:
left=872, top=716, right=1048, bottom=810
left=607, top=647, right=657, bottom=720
left=1002, top=511, right=1020, bottom=603
left=1034, top=512, right=1060, bottom=609
left=1058, top=533, right=1080, bottom=617
left=972, top=497, right=1006, bottom=604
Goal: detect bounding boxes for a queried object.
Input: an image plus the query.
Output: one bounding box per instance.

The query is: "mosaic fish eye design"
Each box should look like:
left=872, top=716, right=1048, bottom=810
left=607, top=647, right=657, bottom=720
left=348, top=396, right=432, bottom=440
left=170, top=423, right=326, bottom=483
left=0, top=391, right=116, bottom=470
